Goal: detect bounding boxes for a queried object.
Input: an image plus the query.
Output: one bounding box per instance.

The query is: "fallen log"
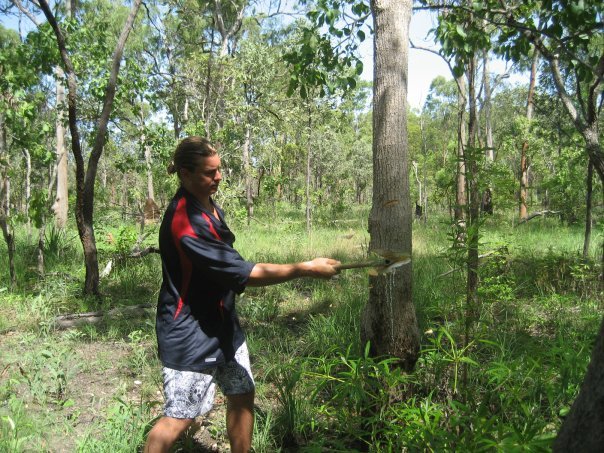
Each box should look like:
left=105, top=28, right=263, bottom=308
left=517, top=210, right=560, bottom=225
left=437, top=251, right=498, bottom=278
left=53, top=303, right=154, bottom=330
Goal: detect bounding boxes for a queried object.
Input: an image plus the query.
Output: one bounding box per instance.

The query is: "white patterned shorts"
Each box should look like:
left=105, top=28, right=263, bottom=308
left=162, top=342, right=255, bottom=419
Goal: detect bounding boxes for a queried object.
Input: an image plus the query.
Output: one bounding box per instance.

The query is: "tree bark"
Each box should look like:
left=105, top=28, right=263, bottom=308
left=306, top=102, right=312, bottom=233
left=0, top=113, right=16, bottom=287
left=519, top=49, right=538, bottom=219
left=455, top=72, right=467, bottom=227
left=38, top=0, right=143, bottom=295
left=465, top=56, right=480, bottom=386
left=481, top=50, right=494, bottom=215
left=555, top=317, right=604, bottom=451
left=140, top=110, right=155, bottom=202
left=52, top=66, right=69, bottom=228
left=362, top=0, right=419, bottom=371
left=242, top=120, right=253, bottom=225
left=583, top=159, right=593, bottom=259
left=22, top=148, right=31, bottom=238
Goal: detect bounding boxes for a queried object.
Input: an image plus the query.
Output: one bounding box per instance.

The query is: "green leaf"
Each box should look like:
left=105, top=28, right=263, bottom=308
left=356, top=61, right=364, bottom=75
left=456, top=25, right=467, bottom=39
left=357, top=30, right=365, bottom=42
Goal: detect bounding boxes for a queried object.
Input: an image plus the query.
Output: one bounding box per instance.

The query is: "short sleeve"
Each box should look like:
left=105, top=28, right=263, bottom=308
left=179, top=232, right=254, bottom=294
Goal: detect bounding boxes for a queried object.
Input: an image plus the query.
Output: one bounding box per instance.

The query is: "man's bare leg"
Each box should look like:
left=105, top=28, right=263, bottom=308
left=144, top=416, right=193, bottom=453
left=226, top=391, right=254, bottom=453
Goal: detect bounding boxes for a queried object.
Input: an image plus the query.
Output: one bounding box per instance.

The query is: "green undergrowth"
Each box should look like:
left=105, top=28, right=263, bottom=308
left=0, top=208, right=602, bottom=451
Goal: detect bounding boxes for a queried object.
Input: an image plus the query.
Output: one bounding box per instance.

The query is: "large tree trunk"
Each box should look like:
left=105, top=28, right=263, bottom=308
left=362, top=0, right=419, bottom=371
left=555, top=317, right=604, bottom=451
left=38, top=0, right=143, bottom=296
left=519, top=49, right=538, bottom=219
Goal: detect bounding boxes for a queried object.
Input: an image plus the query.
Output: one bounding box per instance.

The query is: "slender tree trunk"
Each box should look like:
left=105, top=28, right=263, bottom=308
left=421, top=115, right=428, bottom=223
left=455, top=73, right=467, bottom=227
left=37, top=164, right=58, bottom=277
left=22, top=148, right=31, bottom=238
left=362, top=0, right=419, bottom=371
left=481, top=50, right=494, bottom=215
left=140, top=111, right=155, bottom=202
left=53, top=66, right=69, bottom=228
left=213, top=0, right=246, bottom=133
left=520, top=49, right=538, bottom=219
left=583, top=160, right=594, bottom=259
left=482, top=52, right=494, bottom=163
left=243, top=121, right=253, bottom=225
left=0, top=114, right=16, bottom=287
left=463, top=56, right=481, bottom=395
left=305, top=103, right=312, bottom=233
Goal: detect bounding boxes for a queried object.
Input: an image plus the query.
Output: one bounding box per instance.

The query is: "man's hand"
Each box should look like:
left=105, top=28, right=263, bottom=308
left=300, top=258, right=341, bottom=279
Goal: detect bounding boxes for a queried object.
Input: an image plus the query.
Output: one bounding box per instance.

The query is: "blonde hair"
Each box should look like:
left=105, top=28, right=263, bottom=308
left=168, top=136, right=217, bottom=175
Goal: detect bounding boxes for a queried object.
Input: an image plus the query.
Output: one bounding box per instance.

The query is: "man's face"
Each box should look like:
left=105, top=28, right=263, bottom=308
left=180, top=154, right=222, bottom=201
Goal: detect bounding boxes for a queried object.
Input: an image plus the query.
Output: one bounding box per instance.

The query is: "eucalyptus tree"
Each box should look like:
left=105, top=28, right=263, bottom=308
left=36, top=0, right=143, bottom=295
left=363, top=0, right=419, bottom=370
left=286, top=0, right=419, bottom=367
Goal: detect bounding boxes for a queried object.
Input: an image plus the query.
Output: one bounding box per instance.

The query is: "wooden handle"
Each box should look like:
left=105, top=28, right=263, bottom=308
left=335, top=260, right=387, bottom=270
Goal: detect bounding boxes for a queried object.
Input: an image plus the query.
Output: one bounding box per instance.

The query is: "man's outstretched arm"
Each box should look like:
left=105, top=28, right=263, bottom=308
left=247, top=258, right=340, bottom=286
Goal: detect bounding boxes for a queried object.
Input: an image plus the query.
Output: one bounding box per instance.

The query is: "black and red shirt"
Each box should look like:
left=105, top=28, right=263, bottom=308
left=156, top=187, right=255, bottom=371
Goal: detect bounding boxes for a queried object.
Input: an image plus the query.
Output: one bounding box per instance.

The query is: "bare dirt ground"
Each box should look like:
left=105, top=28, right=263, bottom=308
left=0, top=329, right=231, bottom=452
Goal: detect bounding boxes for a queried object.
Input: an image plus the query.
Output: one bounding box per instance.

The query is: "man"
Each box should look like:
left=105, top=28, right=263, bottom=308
left=145, top=136, right=340, bottom=453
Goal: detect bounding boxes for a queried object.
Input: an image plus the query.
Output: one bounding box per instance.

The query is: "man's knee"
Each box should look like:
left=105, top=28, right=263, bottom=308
left=145, top=416, right=194, bottom=452
left=227, top=391, right=255, bottom=410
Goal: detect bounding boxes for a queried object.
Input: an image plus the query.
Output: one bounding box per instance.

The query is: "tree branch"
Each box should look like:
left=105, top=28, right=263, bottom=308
left=10, top=0, right=40, bottom=27
left=587, top=54, right=604, bottom=124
